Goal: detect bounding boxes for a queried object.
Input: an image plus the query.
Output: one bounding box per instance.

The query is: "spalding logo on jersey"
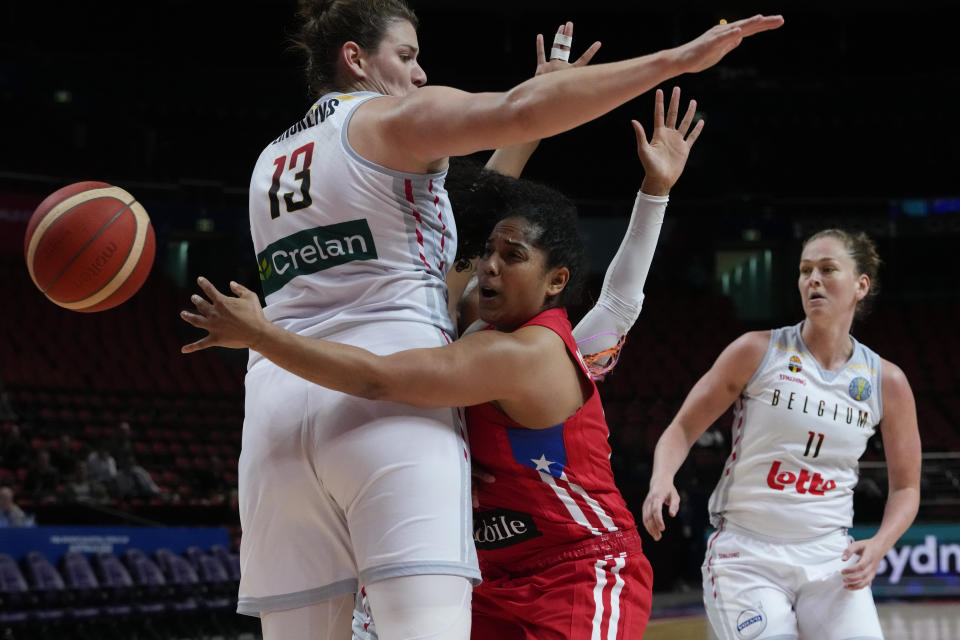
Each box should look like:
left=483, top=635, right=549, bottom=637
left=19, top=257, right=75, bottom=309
left=787, top=355, right=803, bottom=373
left=256, top=219, right=378, bottom=296
left=848, top=376, right=872, bottom=401
left=736, top=607, right=766, bottom=638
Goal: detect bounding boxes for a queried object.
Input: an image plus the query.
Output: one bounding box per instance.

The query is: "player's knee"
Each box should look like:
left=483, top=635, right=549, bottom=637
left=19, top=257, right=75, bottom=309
left=365, top=575, right=471, bottom=640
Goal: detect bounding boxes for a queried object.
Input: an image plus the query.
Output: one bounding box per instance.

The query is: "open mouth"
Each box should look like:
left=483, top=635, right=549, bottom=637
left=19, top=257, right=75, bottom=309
left=480, top=287, right=498, bottom=299
left=810, top=292, right=824, bottom=301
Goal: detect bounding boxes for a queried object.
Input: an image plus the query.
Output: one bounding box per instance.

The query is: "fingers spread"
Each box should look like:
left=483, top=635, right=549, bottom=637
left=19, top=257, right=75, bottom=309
left=631, top=120, right=648, bottom=151
left=190, top=293, right=213, bottom=316
left=665, top=86, right=681, bottom=128
left=181, top=336, right=213, bottom=354
left=536, top=33, right=546, bottom=66
left=678, top=99, right=697, bottom=136
left=653, top=88, right=665, bottom=127
left=180, top=309, right=207, bottom=328
left=196, top=276, right=222, bottom=301
left=572, top=41, right=602, bottom=67
left=230, top=280, right=252, bottom=298
left=686, top=118, right=705, bottom=146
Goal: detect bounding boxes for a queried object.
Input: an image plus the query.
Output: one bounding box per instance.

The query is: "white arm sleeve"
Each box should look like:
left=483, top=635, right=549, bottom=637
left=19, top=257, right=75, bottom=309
left=573, top=190, right=668, bottom=357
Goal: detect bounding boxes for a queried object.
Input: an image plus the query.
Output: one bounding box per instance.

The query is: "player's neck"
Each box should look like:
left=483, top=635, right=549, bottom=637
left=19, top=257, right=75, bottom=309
left=800, top=318, right=854, bottom=372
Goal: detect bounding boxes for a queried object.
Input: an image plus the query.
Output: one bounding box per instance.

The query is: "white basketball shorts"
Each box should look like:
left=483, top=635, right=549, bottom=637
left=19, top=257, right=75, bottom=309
left=703, top=521, right=883, bottom=640
left=236, top=321, right=480, bottom=617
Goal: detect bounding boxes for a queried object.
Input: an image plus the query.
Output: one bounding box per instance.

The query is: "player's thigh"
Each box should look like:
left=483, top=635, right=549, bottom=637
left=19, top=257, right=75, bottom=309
left=238, top=364, right=357, bottom=607
left=703, top=557, right=798, bottom=640
left=260, top=593, right=354, bottom=640
left=320, top=403, right=475, bottom=582
left=364, top=574, right=471, bottom=640
left=796, top=578, right=882, bottom=640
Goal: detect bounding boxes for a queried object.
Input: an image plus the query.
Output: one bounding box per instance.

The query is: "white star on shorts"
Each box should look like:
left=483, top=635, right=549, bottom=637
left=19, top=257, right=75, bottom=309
left=531, top=454, right=555, bottom=472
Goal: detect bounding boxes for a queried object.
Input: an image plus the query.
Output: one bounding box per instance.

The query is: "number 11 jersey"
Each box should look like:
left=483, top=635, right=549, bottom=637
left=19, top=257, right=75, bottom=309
left=708, top=322, right=884, bottom=539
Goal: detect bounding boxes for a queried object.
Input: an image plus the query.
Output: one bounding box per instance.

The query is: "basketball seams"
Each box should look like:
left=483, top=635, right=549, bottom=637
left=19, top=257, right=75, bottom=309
left=39, top=201, right=136, bottom=294
left=53, top=201, right=151, bottom=310
left=25, top=186, right=135, bottom=287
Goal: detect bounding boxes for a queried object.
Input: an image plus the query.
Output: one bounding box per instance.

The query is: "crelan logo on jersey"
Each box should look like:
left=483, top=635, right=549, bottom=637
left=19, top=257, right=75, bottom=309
left=256, top=219, right=378, bottom=296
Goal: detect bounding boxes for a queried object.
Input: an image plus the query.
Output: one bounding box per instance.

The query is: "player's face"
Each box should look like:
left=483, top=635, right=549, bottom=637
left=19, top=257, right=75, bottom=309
left=364, top=20, right=427, bottom=96
left=798, top=236, right=869, bottom=320
left=477, top=217, right=568, bottom=331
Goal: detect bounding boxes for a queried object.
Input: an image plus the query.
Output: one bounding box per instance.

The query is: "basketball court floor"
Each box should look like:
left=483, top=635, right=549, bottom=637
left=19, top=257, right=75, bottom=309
left=645, top=600, right=960, bottom=639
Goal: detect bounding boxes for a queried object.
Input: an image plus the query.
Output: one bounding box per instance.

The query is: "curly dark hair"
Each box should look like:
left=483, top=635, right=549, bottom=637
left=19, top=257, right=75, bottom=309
left=294, top=0, right=418, bottom=97
left=447, top=162, right=586, bottom=309
left=802, top=228, right=882, bottom=319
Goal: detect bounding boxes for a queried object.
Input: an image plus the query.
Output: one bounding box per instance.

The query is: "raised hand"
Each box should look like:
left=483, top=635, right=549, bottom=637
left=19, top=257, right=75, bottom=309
left=535, top=21, right=602, bottom=76
left=632, top=86, right=704, bottom=196
left=673, top=14, right=784, bottom=74
left=180, top=277, right=270, bottom=353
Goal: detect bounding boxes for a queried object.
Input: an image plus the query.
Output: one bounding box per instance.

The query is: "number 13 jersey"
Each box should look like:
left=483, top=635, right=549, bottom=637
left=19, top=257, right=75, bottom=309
left=708, top=322, right=884, bottom=540
left=248, top=92, right=457, bottom=346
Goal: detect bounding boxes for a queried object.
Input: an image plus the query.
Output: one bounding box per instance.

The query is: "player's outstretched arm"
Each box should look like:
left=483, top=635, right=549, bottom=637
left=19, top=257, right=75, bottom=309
left=573, top=87, right=703, bottom=371
left=841, top=361, right=921, bottom=590
left=360, top=15, right=783, bottom=171
left=180, top=278, right=564, bottom=411
left=485, top=21, right=602, bottom=178
left=641, top=331, right=768, bottom=540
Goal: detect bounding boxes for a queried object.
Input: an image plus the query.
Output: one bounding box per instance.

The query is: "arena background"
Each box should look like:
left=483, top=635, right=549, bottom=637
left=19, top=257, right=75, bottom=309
left=1, top=1, right=958, bottom=638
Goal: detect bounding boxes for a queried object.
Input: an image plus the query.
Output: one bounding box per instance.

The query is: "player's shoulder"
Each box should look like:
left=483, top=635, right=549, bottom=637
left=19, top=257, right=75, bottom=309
left=724, top=330, right=771, bottom=360
left=879, top=357, right=911, bottom=395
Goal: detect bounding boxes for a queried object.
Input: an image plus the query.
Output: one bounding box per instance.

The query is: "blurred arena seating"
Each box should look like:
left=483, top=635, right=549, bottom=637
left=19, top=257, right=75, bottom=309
left=0, top=545, right=251, bottom=639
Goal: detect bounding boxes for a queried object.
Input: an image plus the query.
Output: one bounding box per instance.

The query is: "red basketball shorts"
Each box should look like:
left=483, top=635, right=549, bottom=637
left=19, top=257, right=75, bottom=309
left=472, top=529, right=652, bottom=640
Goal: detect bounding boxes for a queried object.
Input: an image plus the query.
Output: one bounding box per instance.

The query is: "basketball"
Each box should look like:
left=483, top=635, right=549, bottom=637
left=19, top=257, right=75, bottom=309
left=24, top=181, right=156, bottom=312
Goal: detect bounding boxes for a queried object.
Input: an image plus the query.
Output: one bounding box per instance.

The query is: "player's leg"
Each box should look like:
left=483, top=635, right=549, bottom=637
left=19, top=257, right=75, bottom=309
left=702, top=528, right=799, bottom=640
left=260, top=593, right=354, bottom=640
left=364, top=575, right=472, bottom=640
left=238, top=363, right=358, bottom=620
left=794, top=534, right=883, bottom=640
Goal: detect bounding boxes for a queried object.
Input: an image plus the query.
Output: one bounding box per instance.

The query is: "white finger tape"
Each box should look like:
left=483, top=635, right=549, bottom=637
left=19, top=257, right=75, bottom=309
left=552, top=33, right=573, bottom=46
left=550, top=47, right=571, bottom=61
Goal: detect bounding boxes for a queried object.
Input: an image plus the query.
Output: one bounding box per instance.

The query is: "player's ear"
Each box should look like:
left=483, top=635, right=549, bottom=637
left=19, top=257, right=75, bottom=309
left=341, top=41, right=366, bottom=81
left=545, top=266, right=569, bottom=298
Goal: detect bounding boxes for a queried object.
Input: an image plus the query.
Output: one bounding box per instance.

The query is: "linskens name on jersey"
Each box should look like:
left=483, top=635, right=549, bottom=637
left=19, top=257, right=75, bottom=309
left=272, top=98, right=340, bottom=144
left=257, top=219, right=377, bottom=296
left=771, top=388, right=870, bottom=428
left=473, top=508, right=542, bottom=550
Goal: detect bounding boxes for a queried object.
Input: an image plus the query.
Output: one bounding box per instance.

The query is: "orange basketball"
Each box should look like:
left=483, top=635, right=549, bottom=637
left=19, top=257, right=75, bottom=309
left=24, top=181, right=156, bottom=312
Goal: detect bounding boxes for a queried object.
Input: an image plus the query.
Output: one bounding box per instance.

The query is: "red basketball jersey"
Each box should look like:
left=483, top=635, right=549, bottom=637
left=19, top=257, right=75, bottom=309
left=468, top=307, right=637, bottom=567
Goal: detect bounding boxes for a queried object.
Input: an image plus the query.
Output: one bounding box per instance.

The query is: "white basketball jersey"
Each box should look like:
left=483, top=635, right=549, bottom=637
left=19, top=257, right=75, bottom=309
left=708, top=323, right=884, bottom=539
left=248, top=91, right=457, bottom=344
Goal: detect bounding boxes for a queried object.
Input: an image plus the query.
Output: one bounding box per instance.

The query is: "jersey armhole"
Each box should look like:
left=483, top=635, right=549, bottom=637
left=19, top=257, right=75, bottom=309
left=742, top=330, right=776, bottom=393
left=340, top=95, right=448, bottom=181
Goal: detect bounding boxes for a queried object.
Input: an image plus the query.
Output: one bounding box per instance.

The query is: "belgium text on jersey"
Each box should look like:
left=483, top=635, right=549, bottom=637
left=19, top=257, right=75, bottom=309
left=256, top=219, right=378, bottom=296
left=771, top=389, right=870, bottom=428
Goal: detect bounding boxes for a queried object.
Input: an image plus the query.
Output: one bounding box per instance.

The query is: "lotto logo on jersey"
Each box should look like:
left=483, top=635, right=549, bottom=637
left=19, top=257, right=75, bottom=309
left=256, top=219, right=378, bottom=296
left=766, top=460, right=837, bottom=495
